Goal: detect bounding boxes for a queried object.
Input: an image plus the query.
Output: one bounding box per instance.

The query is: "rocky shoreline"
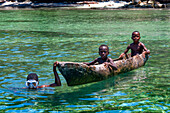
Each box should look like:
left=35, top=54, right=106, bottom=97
left=0, top=1, right=169, bottom=9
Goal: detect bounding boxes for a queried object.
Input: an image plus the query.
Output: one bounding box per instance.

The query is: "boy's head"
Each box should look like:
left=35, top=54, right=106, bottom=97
left=131, top=31, right=141, bottom=43
left=26, top=73, right=39, bottom=89
left=99, top=45, right=109, bottom=59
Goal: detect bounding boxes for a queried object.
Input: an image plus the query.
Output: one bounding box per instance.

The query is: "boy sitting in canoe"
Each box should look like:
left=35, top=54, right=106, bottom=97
left=84, top=44, right=117, bottom=70
left=25, top=62, right=61, bottom=89
left=119, top=31, right=150, bottom=59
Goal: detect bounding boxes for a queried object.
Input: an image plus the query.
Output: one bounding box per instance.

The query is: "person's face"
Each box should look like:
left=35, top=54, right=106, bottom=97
left=131, top=32, right=140, bottom=44
left=26, top=79, right=39, bottom=89
left=99, top=46, right=109, bottom=59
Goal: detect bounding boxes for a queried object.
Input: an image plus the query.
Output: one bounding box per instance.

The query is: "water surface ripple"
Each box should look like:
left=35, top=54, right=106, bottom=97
left=0, top=9, right=169, bottom=112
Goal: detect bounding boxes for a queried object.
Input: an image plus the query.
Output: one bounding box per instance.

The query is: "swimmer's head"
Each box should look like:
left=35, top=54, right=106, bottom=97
left=26, top=73, right=39, bottom=89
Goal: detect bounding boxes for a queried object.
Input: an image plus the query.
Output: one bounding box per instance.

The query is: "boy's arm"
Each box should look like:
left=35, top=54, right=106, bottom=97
left=107, top=58, right=117, bottom=70
left=49, top=61, right=61, bottom=87
left=28, top=62, right=61, bottom=89
left=37, top=84, right=50, bottom=88
left=119, top=45, right=130, bottom=59
left=142, top=43, right=150, bottom=55
left=84, top=58, right=98, bottom=66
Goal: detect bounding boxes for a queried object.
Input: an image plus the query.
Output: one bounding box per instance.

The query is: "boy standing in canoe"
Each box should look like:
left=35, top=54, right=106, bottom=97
left=84, top=44, right=117, bottom=70
left=25, top=62, right=61, bottom=89
left=119, top=31, right=150, bottom=59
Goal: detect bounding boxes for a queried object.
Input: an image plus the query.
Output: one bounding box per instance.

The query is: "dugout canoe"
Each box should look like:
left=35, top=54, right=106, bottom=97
left=57, top=54, right=148, bottom=86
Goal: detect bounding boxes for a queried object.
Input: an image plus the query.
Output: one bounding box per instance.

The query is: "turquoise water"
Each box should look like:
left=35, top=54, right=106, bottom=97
left=0, top=9, right=169, bottom=112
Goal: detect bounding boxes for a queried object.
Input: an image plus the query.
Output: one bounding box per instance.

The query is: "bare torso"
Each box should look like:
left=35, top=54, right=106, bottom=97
left=128, top=42, right=144, bottom=57
left=97, top=57, right=111, bottom=64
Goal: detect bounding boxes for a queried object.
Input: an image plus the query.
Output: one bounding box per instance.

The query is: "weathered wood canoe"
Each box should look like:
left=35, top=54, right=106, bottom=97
left=57, top=54, right=148, bottom=86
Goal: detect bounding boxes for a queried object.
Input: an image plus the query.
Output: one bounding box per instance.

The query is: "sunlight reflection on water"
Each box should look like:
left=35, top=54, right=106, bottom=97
left=0, top=9, right=169, bottom=112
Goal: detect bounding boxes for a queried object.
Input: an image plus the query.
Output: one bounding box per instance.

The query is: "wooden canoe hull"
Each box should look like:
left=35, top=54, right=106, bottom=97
left=57, top=54, right=148, bottom=86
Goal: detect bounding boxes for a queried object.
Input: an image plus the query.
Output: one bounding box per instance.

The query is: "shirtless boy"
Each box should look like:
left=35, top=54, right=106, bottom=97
left=119, top=31, right=150, bottom=59
left=84, top=44, right=117, bottom=70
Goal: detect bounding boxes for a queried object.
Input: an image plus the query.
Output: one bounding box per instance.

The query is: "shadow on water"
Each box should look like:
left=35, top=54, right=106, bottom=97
left=37, top=71, right=137, bottom=106
left=0, top=69, right=139, bottom=112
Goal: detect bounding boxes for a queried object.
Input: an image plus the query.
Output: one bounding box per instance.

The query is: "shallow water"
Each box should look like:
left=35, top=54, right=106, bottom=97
left=0, top=9, right=169, bottom=112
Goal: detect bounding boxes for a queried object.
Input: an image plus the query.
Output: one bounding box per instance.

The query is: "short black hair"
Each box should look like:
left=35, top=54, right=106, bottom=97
left=132, top=31, right=140, bottom=35
left=99, top=44, right=109, bottom=51
left=27, top=73, right=38, bottom=81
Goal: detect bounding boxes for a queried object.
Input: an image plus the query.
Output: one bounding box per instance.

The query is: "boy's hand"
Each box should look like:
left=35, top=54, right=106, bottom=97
left=83, top=62, right=88, bottom=65
left=142, top=50, right=149, bottom=58
left=53, top=61, right=59, bottom=67
left=104, top=62, right=109, bottom=66
left=146, top=50, right=150, bottom=54
left=143, top=50, right=150, bottom=55
left=104, top=62, right=117, bottom=71
left=119, top=53, right=125, bottom=59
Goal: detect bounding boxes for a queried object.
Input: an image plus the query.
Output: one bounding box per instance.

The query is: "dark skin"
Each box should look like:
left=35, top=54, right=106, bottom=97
left=119, top=31, right=150, bottom=58
left=37, top=62, right=61, bottom=88
left=84, top=46, right=117, bottom=70
left=25, top=62, right=61, bottom=89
